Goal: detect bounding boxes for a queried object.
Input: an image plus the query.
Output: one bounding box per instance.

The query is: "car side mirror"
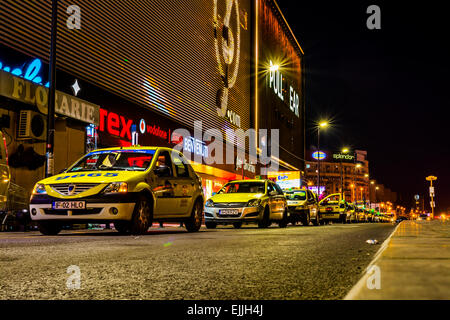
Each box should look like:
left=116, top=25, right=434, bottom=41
left=212, top=192, right=217, bottom=196
left=155, top=166, right=171, bottom=177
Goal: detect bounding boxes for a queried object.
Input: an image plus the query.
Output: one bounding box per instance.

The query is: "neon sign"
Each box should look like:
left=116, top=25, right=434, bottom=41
left=268, top=60, right=299, bottom=117
left=99, top=108, right=169, bottom=141
left=0, top=58, right=49, bottom=87
left=312, top=151, right=326, bottom=160
left=184, top=136, right=208, bottom=159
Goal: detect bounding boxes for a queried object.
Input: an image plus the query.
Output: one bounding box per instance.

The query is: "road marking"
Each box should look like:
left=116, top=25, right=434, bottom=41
left=343, top=222, right=401, bottom=300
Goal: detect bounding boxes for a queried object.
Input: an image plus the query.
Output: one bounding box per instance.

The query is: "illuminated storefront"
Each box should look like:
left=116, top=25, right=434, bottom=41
left=0, top=0, right=304, bottom=200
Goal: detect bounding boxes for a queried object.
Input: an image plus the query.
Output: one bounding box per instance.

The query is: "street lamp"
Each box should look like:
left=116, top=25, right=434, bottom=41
left=316, top=121, right=328, bottom=197
left=353, top=163, right=361, bottom=203
left=340, top=147, right=349, bottom=197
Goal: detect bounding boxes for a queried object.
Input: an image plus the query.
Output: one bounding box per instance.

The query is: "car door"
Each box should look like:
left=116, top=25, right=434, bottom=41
left=268, top=182, right=284, bottom=218
left=274, top=183, right=287, bottom=214
left=171, top=152, right=195, bottom=216
left=307, top=190, right=318, bottom=219
left=153, top=150, right=178, bottom=217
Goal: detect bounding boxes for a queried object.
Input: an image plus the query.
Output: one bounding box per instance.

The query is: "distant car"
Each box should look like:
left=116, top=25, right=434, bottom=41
left=346, top=203, right=358, bottom=223
left=204, top=179, right=288, bottom=229
left=319, top=193, right=348, bottom=224
left=284, top=189, right=320, bottom=226
left=395, top=216, right=408, bottom=223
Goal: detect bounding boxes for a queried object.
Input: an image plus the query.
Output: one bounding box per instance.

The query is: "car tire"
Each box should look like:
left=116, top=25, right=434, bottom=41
left=37, top=221, right=62, bottom=235
left=233, top=222, right=243, bottom=229
left=340, top=214, right=346, bottom=224
left=113, top=221, right=130, bottom=235
left=278, top=209, right=289, bottom=228
left=258, top=206, right=271, bottom=228
left=301, top=211, right=310, bottom=226
left=185, top=200, right=203, bottom=232
left=129, top=195, right=152, bottom=235
left=205, top=222, right=217, bottom=229
left=312, top=213, right=321, bottom=226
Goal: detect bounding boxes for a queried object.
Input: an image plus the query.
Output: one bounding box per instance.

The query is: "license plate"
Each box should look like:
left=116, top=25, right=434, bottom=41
left=52, top=201, right=86, bottom=210
left=219, top=209, right=240, bottom=216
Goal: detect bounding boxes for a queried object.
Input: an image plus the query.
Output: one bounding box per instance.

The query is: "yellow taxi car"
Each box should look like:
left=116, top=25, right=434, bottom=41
left=318, top=193, right=348, bottom=224
left=30, top=146, right=204, bottom=235
left=204, top=179, right=288, bottom=229
left=284, top=188, right=321, bottom=226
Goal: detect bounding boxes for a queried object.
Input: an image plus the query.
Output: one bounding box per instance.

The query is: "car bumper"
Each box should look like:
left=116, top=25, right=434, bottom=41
left=29, top=193, right=139, bottom=221
left=204, top=206, right=262, bottom=223
left=320, top=212, right=342, bottom=220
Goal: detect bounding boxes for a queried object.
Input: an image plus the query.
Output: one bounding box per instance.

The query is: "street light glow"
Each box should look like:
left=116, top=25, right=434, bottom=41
left=319, top=121, right=328, bottom=128
left=269, top=64, right=279, bottom=72
left=342, top=148, right=349, bottom=153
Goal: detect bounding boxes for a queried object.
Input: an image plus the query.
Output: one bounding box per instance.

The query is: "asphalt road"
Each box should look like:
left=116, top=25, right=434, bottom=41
left=0, top=223, right=395, bottom=300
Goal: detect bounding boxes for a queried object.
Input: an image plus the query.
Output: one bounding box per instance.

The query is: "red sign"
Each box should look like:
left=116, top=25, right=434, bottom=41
left=99, top=108, right=169, bottom=142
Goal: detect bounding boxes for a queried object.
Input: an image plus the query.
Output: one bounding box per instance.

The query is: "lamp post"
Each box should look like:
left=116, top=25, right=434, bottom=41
left=352, top=162, right=361, bottom=203
left=46, top=0, right=58, bottom=177
left=316, top=121, right=328, bottom=197
left=341, top=148, right=349, bottom=198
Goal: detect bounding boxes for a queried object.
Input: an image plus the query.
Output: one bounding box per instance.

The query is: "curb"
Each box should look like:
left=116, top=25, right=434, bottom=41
left=343, top=222, right=402, bottom=300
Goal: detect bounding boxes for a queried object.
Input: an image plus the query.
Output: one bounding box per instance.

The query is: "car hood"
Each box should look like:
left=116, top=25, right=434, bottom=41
left=37, top=171, right=145, bottom=185
left=210, top=193, right=265, bottom=203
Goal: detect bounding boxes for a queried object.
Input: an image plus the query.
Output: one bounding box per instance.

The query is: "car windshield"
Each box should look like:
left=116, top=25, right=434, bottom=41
left=67, top=150, right=155, bottom=172
left=218, top=182, right=265, bottom=194
left=285, top=190, right=306, bottom=200
left=320, top=194, right=340, bottom=205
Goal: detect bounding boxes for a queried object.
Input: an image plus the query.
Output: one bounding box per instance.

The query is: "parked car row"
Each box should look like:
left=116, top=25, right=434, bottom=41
left=317, top=193, right=394, bottom=224
left=24, top=146, right=393, bottom=235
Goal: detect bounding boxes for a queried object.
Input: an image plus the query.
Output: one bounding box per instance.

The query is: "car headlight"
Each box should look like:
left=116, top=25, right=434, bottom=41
left=103, top=182, right=128, bottom=194
left=247, top=199, right=261, bottom=207
left=205, top=199, right=214, bottom=207
left=32, top=183, right=47, bottom=195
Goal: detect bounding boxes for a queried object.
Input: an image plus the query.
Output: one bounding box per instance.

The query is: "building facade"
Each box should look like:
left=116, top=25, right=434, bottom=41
left=305, top=149, right=370, bottom=202
left=0, top=0, right=304, bottom=202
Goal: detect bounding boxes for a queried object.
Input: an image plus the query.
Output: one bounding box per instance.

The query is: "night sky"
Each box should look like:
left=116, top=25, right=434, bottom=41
left=277, top=0, right=450, bottom=211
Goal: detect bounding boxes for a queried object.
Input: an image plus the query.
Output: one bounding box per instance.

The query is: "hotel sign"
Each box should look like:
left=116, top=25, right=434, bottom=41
left=332, top=153, right=355, bottom=162
left=0, top=70, right=99, bottom=125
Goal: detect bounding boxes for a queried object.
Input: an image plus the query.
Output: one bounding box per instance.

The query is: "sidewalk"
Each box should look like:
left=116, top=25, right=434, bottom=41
left=345, top=220, right=450, bottom=299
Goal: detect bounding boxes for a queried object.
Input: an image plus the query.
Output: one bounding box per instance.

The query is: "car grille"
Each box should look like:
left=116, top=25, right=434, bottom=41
left=214, top=202, right=247, bottom=208
left=50, top=183, right=99, bottom=196
left=43, top=208, right=102, bottom=215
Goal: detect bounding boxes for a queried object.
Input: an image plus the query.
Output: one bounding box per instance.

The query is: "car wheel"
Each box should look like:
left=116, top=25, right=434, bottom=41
left=130, top=195, right=152, bottom=235
left=185, top=200, right=203, bottom=232
left=37, top=221, right=62, bottom=235
left=313, top=212, right=321, bottom=226
left=258, top=206, right=271, bottom=228
left=301, top=211, right=310, bottom=226
left=205, top=221, right=217, bottom=229
left=278, top=209, right=288, bottom=228
left=113, top=221, right=130, bottom=235
left=233, top=222, right=243, bottom=229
